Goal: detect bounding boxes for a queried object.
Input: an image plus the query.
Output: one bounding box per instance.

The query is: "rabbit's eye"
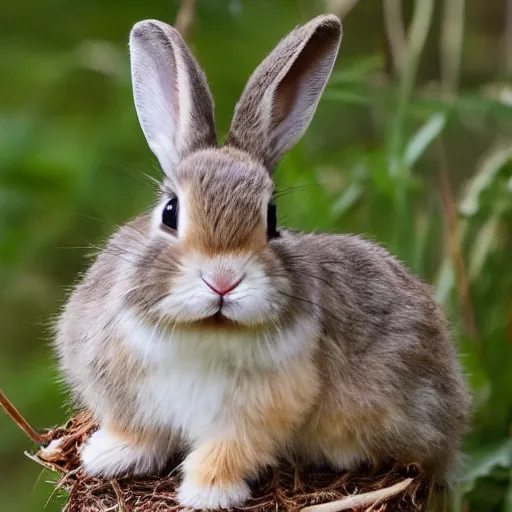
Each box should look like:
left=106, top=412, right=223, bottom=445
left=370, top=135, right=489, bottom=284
left=267, top=202, right=279, bottom=239
left=162, top=197, right=179, bottom=231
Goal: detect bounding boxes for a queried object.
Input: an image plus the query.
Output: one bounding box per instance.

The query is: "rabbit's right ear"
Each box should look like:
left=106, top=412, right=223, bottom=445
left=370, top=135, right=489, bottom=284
left=225, top=15, right=341, bottom=171
left=129, top=20, right=216, bottom=178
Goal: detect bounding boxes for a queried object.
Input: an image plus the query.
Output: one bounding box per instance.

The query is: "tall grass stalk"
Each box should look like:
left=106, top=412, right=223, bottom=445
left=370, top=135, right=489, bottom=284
left=383, top=0, right=406, bottom=77
left=387, top=0, right=436, bottom=256
left=440, top=0, right=466, bottom=95
left=388, top=0, right=436, bottom=176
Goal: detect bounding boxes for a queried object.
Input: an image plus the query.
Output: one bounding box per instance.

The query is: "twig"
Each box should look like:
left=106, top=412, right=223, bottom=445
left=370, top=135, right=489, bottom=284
left=383, top=0, right=406, bottom=77
left=301, top=478, right=413, bottom=512
left=440, top=0, right=466, bottom=95
left=175, top=0, right=197, bottom=42
left=0, top=388, right=44, bottom=445
left=293, top=462, right=303, bottom=493
left=111, top=479, right=127, bottom=512
left=25, top=450, right=59, bottom=472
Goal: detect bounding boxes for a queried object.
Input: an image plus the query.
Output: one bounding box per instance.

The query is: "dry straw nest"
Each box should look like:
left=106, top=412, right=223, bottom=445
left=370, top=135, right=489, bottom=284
left=27, top=412, right=432, bottom=512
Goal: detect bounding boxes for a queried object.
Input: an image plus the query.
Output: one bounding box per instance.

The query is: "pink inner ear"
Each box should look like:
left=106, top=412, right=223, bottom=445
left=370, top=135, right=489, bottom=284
left=272, top=23, right=341, bottom=127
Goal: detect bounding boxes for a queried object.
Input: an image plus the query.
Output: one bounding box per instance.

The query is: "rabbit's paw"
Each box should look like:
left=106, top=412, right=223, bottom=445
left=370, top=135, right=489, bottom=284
left=177, top=476, right=250, bottom=509
left=80, top=427, right=158, bottom=478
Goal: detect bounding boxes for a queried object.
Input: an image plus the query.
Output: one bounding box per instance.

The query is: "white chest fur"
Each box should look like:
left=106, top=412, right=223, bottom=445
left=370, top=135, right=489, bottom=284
left=117, top=310, right=319, bottom=441
left=137, top=349, right=234, bottom=440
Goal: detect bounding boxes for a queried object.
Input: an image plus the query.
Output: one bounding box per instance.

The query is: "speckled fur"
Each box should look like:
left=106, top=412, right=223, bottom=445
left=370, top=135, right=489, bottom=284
left=55, top=14, right=470, bottom=509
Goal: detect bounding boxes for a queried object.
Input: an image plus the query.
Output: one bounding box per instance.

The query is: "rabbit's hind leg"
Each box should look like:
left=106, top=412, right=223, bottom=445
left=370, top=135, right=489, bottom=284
left=297, top=429, right=370, bottom=472
left=297, top=405, right=383, bottom=472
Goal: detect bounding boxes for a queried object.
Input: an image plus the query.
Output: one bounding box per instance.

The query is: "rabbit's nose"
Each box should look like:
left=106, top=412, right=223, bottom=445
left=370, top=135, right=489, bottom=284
left=201, top=274, right=243, bottom=296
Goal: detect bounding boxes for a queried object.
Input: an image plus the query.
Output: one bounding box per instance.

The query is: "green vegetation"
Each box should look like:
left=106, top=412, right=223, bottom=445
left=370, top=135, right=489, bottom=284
left=1, top=1, right=511, bottom=510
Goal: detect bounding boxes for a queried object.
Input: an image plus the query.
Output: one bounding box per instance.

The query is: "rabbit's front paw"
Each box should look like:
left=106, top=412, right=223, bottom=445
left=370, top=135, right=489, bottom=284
left=80, top=427, right=160, bottom=478
left=177, top=442, right=252, bottom=508
left=177, top=475, right=250, bottom=509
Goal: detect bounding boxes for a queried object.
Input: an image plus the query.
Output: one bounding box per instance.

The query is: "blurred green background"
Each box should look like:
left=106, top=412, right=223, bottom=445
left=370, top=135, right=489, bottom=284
left=1, top=0, right=511, bottom=510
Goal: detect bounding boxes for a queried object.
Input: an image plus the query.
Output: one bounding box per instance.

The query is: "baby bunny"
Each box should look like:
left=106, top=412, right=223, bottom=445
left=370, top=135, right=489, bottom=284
left=55, top=14, right=470, bottom=509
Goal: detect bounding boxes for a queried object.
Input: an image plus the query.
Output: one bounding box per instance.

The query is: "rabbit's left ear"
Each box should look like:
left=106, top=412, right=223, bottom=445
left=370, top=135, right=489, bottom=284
left=129, top=20, right=216, bottom=178
left=225, top=15, right=341, bottom=171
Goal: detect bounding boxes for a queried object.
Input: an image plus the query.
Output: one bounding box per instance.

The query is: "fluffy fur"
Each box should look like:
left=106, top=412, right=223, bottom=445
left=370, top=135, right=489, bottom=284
left=55, top=14, right=470, bottom=509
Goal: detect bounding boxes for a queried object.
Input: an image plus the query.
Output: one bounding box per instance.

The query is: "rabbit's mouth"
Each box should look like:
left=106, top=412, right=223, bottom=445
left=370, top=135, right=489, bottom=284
left=194, top=311, right=243, bottom=330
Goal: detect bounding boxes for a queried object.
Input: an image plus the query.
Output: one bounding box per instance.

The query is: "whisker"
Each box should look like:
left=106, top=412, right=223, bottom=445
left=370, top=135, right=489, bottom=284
left=273, top=183, right=323, bottom=200
left=142, top=171, right=162, bottom=190
left=104, top=164, right=160, bottom=192
left=97, top=246, right=171, bottom=273
left=123, top=281, right=170, bottom=298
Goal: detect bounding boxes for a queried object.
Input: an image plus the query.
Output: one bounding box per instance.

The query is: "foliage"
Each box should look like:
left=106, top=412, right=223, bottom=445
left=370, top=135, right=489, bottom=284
left=0, top=1, right=511, bottom=510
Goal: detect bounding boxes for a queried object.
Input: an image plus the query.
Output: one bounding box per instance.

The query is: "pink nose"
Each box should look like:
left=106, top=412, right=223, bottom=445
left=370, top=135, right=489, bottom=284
left=202, top=275, right=243, bottom=296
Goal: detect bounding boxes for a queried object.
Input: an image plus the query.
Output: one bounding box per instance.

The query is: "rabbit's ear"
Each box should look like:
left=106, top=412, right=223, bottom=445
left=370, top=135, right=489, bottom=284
left=129, top=20, right=216, bottom=177
left=225, top=14, right=341, bottom=171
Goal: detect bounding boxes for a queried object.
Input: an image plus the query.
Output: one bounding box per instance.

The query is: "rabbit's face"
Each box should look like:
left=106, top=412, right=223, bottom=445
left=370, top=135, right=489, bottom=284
left=125, top=15, right=341, bottom=329
left=126, top=148, right=293, bottom=328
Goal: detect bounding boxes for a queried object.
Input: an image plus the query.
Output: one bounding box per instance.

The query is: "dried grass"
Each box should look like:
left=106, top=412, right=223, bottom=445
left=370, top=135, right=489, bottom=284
left=28, top=411, right=431, bottom=512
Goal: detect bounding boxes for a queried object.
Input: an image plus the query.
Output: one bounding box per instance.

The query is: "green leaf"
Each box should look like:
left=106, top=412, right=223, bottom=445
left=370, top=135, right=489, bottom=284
left=403, top=112, right=447, bottom=168
left=467, top=209, right=501, bottom=281
left=458, top=336, right=491, bottom=410
left=332, top=182, right=364, bottom=217
left=460, top=439, right=512, bottom=494
left=459, top=144, right=512, bottom=217
left=434, top=258, right=455, bottom=306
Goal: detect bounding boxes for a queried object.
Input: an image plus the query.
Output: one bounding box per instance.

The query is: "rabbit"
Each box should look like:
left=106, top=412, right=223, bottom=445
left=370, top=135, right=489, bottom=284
left=55, top=14, right=470, bottom=509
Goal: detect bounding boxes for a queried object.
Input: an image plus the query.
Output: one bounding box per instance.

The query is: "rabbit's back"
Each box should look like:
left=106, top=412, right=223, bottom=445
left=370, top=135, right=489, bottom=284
left=284, top=231, right=470, bottom=480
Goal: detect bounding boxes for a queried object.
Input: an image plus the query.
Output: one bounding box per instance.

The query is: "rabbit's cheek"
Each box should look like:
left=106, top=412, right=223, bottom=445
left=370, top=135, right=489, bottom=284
left=221, top=283, right=275, bottom=324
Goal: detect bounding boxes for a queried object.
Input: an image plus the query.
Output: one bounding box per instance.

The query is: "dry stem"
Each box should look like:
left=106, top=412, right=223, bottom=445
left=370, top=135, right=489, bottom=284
left=0, top=388, right=44, bottom=445
left=301, top=478, right=413, bottom=512
left=27, top=412, right=427, bottom=511
left=437, top=143, right=480, bottom=346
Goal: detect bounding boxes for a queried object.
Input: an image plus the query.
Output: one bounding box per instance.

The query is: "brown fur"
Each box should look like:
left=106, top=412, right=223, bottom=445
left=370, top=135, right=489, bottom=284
left=104, top=422, right=169, bottom=450
left=54, top=14, right=470, bottom=508
left=184, top=355, right=320, bottom=488
left=177, top=148, right=270, bottom=255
